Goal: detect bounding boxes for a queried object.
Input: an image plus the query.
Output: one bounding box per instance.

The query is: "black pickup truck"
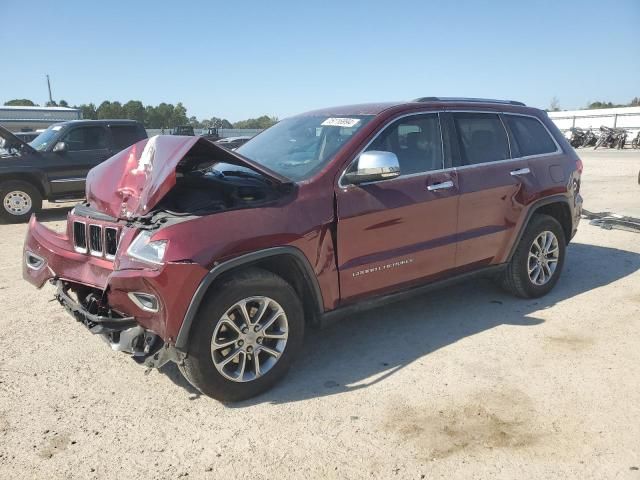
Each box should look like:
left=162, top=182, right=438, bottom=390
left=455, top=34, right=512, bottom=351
left=0, top=120, right=147, bottom=222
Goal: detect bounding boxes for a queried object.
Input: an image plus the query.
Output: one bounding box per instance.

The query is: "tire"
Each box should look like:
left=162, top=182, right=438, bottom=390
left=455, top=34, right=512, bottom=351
left=0, top=180, right=43, bottom=223
left=500, top=214, right=566, bottom=299
left=180, top=267, right=304, bottom=402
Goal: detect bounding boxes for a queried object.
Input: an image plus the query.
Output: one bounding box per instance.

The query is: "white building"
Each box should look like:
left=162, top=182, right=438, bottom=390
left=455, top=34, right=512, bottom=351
left=548, top=106, right=640, bottom=139
left=0, top=105, right=81, bottom=132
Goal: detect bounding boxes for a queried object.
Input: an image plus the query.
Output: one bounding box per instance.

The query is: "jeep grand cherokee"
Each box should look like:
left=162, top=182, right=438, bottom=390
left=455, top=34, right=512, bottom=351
left=23, top=98, right=583, bottom=401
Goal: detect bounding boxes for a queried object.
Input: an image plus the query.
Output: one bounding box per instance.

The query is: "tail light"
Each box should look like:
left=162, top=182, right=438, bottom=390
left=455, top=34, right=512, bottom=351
left=576, top=158, right=583, bottom=174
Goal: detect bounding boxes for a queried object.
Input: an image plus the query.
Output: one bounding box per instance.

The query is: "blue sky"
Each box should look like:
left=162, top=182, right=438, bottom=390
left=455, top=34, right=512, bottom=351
left=2, top=0, right=638, bottom=121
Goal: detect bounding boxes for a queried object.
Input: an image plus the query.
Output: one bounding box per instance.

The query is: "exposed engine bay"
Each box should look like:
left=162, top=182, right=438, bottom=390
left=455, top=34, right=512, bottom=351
left=157, top=158, right=281, bottom=215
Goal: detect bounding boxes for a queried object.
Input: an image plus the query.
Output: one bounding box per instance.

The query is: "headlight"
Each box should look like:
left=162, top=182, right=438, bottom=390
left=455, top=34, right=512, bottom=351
left=126, top=231, right=168, bottom=265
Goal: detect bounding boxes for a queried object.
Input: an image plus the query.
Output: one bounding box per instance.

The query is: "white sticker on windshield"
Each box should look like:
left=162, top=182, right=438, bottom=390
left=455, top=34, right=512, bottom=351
left=321, top=117, right=361, bottom=128
left=52, top=126, right=62, bottom=131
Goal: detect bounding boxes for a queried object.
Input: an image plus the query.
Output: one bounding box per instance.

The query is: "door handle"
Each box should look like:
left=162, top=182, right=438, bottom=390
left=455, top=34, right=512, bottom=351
left=427, top=180, right=454, bottom=191
left=510, top=167, right=531, bottom=176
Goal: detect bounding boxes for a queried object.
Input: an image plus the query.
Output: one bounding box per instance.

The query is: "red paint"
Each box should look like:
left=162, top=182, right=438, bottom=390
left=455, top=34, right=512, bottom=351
left=23, top=100, right=582, bottom=346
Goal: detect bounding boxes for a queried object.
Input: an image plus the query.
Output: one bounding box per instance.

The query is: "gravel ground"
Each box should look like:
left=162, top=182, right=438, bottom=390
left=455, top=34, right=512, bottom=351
left=0, top=149, right=639, bottom=479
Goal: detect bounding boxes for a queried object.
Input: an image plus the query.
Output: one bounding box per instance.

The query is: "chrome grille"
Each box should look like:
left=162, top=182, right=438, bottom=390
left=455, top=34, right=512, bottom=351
left=73, top=221, right=87, bottom=253
left=105, top=227, right=118, bottom=259
left=72, top=220, right=119, bottom=260
left=89, top=225, right=103, bottom=255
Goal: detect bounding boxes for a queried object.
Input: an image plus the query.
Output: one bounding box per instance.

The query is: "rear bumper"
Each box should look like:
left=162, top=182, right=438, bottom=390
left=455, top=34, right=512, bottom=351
left=23, top=214, right=208, bottom=347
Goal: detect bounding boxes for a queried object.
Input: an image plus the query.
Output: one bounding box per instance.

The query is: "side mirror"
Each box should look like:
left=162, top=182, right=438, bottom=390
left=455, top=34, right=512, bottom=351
left=53, top=142, right=67, bottom=153
left=343, top=150, right=400, bottom=185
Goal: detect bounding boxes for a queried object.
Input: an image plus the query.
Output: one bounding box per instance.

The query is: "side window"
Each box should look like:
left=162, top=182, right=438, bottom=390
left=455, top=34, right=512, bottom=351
left=505, top=115, right=557, bottom=157
left=62, top=127, right=108, bottom=151
left=110, top=125, right=144, bottom=151
left=365, top=114, right=443, bottom=175
left=452, top=113, right=510, bottom=166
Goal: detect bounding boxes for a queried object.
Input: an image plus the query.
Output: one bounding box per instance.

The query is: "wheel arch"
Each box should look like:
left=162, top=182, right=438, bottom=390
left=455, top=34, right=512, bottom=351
left=0, top=172, right=48, bottom=198
left=175, top=247, right=324, bottom=351
left=507, top=195, right=573, bottom=262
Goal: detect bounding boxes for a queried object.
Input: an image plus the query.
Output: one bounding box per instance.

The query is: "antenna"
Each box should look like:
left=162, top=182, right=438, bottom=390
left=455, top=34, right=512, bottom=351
left=46, top=74, right=53, bottom=105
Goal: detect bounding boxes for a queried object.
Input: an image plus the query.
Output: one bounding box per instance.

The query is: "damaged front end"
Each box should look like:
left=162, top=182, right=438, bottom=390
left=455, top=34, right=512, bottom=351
left=23, top=135, right=293, bottom=370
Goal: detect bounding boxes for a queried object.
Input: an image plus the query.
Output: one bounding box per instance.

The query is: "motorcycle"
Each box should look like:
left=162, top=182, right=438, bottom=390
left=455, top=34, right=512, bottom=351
left=594, top=126, right=616, bottom=149
left=613, top=129, right=628, bottom=150
left=630, top=131, right=640, bottom=149
left=568, top=127, right=586, bottom=148
left=581, top=128, right=597, bottom=147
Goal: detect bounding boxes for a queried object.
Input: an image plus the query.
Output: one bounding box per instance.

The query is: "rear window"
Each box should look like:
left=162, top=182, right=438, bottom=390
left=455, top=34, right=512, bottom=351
left=110, top=125, right=145, bottom=151
left=505, top=115, right=558, bottom=157
left=452, top=113, right=510, bottom=165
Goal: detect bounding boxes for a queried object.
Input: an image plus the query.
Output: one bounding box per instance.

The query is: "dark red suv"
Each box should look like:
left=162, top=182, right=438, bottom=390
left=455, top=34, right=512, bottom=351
left=23, top=98, right=583, bottom=401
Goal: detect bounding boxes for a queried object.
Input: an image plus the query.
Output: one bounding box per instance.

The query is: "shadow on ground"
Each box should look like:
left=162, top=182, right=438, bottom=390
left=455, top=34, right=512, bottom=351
left=159, top=242, right=640, bottom=405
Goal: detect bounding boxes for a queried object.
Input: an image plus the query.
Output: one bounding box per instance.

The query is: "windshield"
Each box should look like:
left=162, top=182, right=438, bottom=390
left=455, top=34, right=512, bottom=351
left=29, top=125, right=63, bottom=151
left=235, top=115, right=374, bottom=181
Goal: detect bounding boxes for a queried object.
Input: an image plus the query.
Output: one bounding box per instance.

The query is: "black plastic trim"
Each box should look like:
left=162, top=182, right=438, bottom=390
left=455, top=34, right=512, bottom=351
left=175, top=246, right=324, bottom=351
left=506, top=195, right=572, bottom=262
left=319, top=264, right=506, bottom=328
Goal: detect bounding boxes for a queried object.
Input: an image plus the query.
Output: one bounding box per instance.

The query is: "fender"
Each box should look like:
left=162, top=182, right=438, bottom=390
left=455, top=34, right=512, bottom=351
left=506, top=194, right=572, bottom=262
left=0, top=166, right=50, bottom=197
left=174, top=246, right=324, bottom=350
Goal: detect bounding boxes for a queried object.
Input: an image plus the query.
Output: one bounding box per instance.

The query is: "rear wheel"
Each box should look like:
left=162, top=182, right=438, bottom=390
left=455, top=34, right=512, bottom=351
left=500, top=214, right=566, bottom=298
left=0, top=180, right=42, bottom=223
left=180, top=268, right=304, bottom=402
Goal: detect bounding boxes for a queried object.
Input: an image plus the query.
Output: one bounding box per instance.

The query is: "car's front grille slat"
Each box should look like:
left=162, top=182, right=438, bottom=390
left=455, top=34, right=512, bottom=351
left=105, top=227, right=118, bottom=259
left=73, top=219, right=119, bottom=261
left=73, top=221, right=87, bottom=253
left=89, top=225, right=103, bottom=256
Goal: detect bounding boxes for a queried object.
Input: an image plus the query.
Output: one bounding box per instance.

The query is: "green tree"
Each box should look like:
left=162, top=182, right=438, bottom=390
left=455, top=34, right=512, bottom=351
left=97, top=101, right=124, bottom=119
left=58, top=100, right=69, bottom=107
left=77, top=103, right=97, bottom=119
left=123, top=100, right=145, bottom=123
left=4, top=99, right=37, bottom=106
left=234, top=115, right=278, bottom=129
left=171, top=102, right=189, bottom=127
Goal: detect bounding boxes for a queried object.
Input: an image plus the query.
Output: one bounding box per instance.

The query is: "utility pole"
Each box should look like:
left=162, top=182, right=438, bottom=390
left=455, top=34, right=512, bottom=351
left=46, top=74, right=53, bottom=105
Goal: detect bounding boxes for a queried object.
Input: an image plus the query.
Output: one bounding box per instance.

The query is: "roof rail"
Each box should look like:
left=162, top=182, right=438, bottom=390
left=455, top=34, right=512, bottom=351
left=412, top=97, right=526, bottom=106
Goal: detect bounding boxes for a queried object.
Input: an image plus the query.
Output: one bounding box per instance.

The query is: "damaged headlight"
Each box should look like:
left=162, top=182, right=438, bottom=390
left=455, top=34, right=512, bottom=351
left=126, top=231, right=168, bottom=265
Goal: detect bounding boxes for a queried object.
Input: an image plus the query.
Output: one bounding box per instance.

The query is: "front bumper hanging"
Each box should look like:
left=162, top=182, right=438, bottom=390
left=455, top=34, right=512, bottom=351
left=53, top=280, right=184, bottom=368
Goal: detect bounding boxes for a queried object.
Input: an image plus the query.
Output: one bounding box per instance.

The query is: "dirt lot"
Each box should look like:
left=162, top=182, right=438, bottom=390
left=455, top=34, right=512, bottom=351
left=0, top=149, right=639, bottom=479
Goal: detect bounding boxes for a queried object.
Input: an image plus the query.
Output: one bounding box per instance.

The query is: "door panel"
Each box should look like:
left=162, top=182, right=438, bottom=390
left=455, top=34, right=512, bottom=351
left=450, top=112, right=535, bottom=268
left=337, top=170, right=459, bottom=301
left=48, top=126, right=111, bottom=197
left=455, top=159, right=531, bottom=267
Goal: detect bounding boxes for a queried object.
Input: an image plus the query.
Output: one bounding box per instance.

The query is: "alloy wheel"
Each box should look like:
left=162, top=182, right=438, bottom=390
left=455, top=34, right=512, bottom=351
left=211, top=296, right=289, bottom=383
left=528, top=230, right=559, bottom=286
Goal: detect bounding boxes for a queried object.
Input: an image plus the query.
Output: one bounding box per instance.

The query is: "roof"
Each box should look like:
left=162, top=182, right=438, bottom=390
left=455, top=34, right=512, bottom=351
left=0, top=105, right=79, bottom=112
left=51, top=119, right=143, bottom=126
left=298, top=98, right=530, bottom=117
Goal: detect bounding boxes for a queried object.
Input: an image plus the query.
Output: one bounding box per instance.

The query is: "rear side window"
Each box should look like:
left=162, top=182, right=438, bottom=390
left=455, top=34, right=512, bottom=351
left=504, top=115, right=557, bottom=157
left=109, top=125, right=145, bottom=150
left=62, top=126, right=108, bottom=151
left=452, top=113, right=510, bottom=165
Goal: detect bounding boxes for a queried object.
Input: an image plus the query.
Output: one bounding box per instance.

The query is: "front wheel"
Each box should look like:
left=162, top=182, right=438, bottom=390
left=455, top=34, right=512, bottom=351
left=180, top=268, right=304, bottom=402
left=500, top=214, right=566, bottom=298
left=0, top=180, right=42, bottom=223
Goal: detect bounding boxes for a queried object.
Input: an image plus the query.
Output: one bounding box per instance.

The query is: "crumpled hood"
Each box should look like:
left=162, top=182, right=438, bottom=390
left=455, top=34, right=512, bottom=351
left=85, top=135, right=290, bottom=219
left=0, top=125, right=37, bottom=154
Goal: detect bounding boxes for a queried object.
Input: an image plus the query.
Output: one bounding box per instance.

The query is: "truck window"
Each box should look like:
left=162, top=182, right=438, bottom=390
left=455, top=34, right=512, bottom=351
left=109, top=125, right=145, bottom=151
left=62, top=127, right=108, bottom=151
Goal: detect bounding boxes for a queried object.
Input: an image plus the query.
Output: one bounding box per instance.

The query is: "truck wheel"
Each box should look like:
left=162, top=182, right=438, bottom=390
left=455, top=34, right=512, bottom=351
left=180, top=268, right=304, bottom=402
left=500, top=214, right=566, bottom=298
left=0, top=180, right=42, bottom=223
